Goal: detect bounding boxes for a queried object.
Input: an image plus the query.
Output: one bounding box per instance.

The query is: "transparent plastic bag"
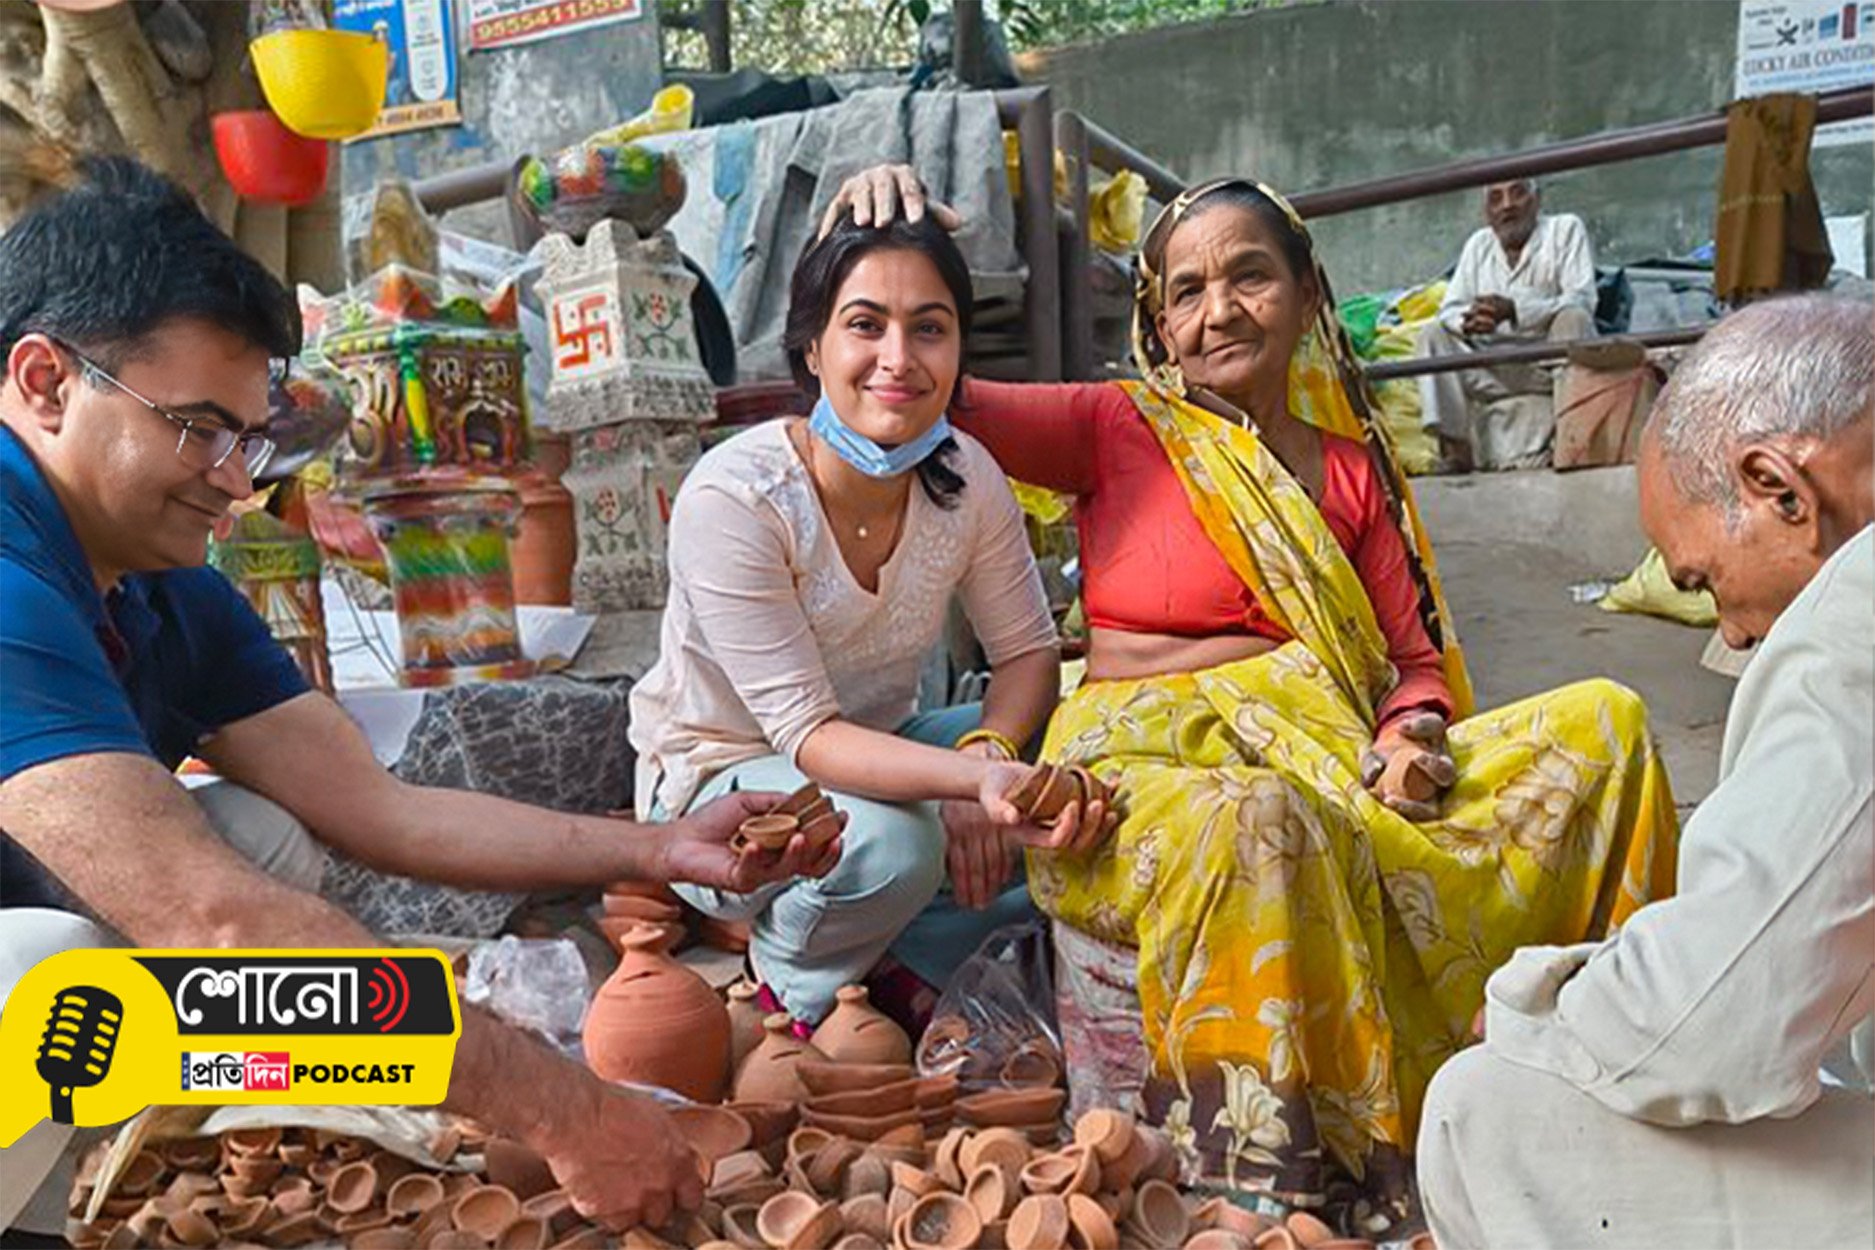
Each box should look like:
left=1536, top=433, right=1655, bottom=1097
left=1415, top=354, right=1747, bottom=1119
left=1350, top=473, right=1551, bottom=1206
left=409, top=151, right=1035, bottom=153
left=462, top=936, right=591, bottom=1054
left=915, top=921, right=1062, bottom=1095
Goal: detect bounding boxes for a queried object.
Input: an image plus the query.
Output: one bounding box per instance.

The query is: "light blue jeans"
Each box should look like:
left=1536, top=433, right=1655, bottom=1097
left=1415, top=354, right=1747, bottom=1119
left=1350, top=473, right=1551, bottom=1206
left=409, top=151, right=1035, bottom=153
left=667, top=704, right=1035, bottom=1024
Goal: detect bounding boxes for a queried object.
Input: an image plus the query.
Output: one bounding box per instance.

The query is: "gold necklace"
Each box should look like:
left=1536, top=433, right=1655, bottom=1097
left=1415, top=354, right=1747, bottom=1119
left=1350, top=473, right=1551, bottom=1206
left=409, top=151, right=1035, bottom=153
left=804, top=426, right=898, bottom=541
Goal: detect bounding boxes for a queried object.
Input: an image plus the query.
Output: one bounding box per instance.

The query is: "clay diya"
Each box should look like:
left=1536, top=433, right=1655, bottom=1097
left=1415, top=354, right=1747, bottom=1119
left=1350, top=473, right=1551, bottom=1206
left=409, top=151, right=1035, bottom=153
left=959, top=1128, right=1033, bottom=1179
left=485, top=1138, right=557, bottom=1202
left=831, top=1233, right=884, bottom=1250
left=1007, top=1194, right=1069, bottom=1250
left=869, top=1124, right=928, bottom=1168
left=964, top=1164, right=1015, bottom=1224
left=1126, top=1179, right=1188, bottom=1247
left=812, top=985, right=913, bottom=1066
left=223, top=1127, right=283, bottom=1157
left=351, top=1228, right=418, bottom=1249
left=1310, top=1241, right=1378, bottom=1250
left=757, top=1191, right=842, bottom=1249
left=1285, top=1211, right=1338, bottom=1247
left=386, top=1173, right=447, bottom=1217
left=325, top=1159, right=379, bottom=1213
left=1017, top=1145, right=1099, bottom=1198
left=736, top=813, right=799, bottom=852
left=804, top=1138, right=864, bottom=1196
left=903, top=1193, right=980, bottom=1250
left=1378, top=748, right=1441, bottom=804
left=735, top=1015, right=828, bottom=1104
left=497, top=1216, right=550, bottom=1249
left=798, top=1059, right=915, bottom=1097
left=804, top=1076, right=920, bottom=1118
left=163, top=1208, right=218, bottom=1248
left=956, top=1087, right=1068, bottom=1129
left=843, top=1152, right=891, bottom=1201
left=1253, top=1229, right=1303, bottom=1250
left=799, top=1104, right=924, bottom=1141
left=841, top=1194, right=892, bottom=1243
left=452, top=1185, right=522, bottom=1240
left=1072, top=1108, right=1135, bottom=1165
left=725, top=1099, right=799, bottom=1158
left=1066, top=1192, right=1118, bottom=1250
left=719, top=1203, right=765, bottom=1248
left=584, top=924, right=732, bottom=1101
left=999, top=1041, right=1062, bottom=1090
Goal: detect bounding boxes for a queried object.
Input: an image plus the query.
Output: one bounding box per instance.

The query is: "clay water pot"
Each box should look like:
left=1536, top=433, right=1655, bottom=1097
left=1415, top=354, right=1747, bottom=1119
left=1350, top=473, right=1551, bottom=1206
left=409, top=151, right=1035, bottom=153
left=452, top=1185, right=521, bottom=1240
left=1007, top=1195, right=1068, bottom=1250
left=386, top=1173, right=446, bottom=1217
left=1284, top=1211, right=1337, bottom=1247
left=812, top=986, right=913, bottom=1066
left=903, top=1193, right=980, bottom=1250
left=734, top=1014, right=827, bottom=1104
left=797, top=1060, right=915, bottom=1097
left=599, top=913, right=685, bottom=955
left=485, top=1139, right=557, bottom=1201
left=726, top=983, right=770, bottom=1070
left=957, top=1088, right=1068, bottom=1129
left=757, top=1191, right=841, bottom=1249
left=584, top=925, right=732, bottom=1101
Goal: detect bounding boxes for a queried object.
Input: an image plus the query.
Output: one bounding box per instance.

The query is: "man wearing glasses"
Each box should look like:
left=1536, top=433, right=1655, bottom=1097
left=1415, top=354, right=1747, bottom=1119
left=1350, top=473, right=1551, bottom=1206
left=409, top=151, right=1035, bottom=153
left=0, top=159, right=839, bottom=1235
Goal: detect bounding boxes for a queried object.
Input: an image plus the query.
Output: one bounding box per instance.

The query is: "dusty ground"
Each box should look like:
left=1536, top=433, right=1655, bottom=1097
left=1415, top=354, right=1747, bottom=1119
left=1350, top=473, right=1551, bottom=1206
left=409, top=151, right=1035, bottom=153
left=1415, top=465, right=1733, bottom=811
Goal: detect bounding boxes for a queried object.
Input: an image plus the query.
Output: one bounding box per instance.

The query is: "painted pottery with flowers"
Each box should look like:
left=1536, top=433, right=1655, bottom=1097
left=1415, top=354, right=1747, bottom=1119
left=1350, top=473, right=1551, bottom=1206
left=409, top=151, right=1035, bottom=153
left=582, top=924, right=730, bottom=1101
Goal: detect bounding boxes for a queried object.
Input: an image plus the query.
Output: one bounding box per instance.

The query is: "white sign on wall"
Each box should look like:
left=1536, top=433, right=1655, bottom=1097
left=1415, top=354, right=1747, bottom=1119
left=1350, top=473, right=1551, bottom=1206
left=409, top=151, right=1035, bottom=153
left=1735, top=0, right=1875, bottom=147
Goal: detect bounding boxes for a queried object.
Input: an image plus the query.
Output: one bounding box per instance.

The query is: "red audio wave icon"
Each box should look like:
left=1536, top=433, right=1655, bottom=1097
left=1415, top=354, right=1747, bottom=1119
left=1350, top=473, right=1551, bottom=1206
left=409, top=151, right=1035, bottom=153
left=365, top=959, right=410, bottom=1033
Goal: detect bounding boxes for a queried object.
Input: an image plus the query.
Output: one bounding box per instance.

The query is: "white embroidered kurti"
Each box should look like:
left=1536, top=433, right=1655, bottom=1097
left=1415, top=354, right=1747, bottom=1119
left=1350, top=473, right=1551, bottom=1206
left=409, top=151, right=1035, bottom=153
left=1436, top=212, right=1598, bottom=339
left=629, top=420, right=1056, bottom=816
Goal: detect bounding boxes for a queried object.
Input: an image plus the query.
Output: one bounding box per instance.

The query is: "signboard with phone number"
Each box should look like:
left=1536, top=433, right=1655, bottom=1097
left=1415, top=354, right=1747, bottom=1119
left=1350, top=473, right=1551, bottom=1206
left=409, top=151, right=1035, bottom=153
left=466, top=0, right=643, bottom=52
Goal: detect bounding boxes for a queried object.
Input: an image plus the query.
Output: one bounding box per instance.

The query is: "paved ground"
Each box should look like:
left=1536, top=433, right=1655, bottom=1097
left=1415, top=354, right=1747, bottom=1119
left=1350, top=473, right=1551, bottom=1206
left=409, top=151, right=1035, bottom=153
left=1415, top=465, right=1733, bottom=811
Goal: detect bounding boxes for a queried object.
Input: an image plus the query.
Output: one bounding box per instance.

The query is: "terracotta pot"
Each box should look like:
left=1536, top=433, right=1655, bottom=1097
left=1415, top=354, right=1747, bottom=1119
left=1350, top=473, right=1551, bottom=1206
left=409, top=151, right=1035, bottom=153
left=726, top=983, right=769, bottom=1071
left=583, top=925, right=732, bottom=1101
left=599, top=913, right=685, bottom=956
left=1007, top=1195, right=1069, bottom=1250
left=513, top=434, right=574, bottom=606
left=956, top=1088, right=1068, bottom=1129
left=812, top=985, right=913, bottom=1066
left=452, top=1185, right=522, bottom=1240
left=734, top=1014, right=827, bottom=1103
left=803, top=1076, right=920, bottom=1118
left=902, top=1193, right=980, bottom=1250
left=668, top=1105, right=753, bottom=1168
left=797, top=1059, right=915, bottom=1097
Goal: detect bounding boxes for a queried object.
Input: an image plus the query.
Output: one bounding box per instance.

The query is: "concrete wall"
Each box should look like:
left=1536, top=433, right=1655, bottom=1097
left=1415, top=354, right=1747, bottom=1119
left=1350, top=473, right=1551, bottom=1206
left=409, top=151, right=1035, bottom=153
left=1022, top=0, right=1874, bottom=295
left=340, top=10, right=665, bottom=246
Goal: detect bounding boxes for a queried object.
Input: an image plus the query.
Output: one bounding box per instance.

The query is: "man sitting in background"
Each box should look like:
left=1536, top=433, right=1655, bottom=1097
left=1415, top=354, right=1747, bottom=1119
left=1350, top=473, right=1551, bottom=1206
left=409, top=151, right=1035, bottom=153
left=1417, top=178, right=1598, bottom=470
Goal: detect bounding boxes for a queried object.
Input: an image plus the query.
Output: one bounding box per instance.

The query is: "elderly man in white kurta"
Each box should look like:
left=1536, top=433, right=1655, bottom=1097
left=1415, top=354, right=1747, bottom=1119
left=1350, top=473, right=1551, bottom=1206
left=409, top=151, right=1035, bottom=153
left=1417, top=178, right=1598, bottom=470
left=1417, top=294, right=1874, bottom=1249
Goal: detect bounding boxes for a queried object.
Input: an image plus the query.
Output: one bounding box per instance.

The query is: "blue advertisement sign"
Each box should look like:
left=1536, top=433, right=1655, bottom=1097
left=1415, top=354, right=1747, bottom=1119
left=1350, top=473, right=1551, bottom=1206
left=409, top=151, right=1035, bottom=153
left=333, top=0, right=463, bottom=138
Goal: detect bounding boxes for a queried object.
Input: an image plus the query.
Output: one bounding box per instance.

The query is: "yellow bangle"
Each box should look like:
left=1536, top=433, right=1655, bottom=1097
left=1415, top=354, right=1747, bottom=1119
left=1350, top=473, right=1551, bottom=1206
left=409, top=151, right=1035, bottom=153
left=955, top=728, right=1021, bottom=761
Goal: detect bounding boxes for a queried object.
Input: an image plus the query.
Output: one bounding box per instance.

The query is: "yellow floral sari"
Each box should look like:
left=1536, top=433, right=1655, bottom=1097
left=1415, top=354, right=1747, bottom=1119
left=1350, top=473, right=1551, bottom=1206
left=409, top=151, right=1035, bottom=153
left=1031, top=182, right=1680, bottom=1230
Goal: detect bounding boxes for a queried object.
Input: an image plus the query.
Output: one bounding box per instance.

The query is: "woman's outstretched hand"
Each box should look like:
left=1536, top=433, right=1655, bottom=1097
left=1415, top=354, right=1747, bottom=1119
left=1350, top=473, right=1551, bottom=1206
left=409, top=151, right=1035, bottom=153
left=820, top=163, right=964, bottom=238
left=1361, top=710, right=1458, bottom=822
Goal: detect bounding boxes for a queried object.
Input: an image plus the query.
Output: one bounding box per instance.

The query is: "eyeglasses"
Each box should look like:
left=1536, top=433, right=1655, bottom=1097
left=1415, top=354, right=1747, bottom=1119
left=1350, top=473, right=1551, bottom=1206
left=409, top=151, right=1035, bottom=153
left=54, top=340, right=275, bottom=476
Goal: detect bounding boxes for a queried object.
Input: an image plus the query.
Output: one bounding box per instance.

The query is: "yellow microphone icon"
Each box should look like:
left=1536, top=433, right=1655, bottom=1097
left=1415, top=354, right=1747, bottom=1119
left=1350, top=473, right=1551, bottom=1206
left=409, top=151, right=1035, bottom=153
left=36, top=986, right=123, bottom=1125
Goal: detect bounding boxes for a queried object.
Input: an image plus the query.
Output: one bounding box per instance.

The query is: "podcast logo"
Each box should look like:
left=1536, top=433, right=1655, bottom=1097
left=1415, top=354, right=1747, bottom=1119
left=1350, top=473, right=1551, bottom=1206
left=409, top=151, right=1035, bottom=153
left=0, top=950, right=460, bottom=1148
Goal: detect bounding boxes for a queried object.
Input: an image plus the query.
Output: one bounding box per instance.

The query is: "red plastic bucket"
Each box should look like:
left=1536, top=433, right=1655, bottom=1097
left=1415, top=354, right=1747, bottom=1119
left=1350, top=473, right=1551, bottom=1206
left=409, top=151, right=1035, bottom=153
left=211, top=110, right=330, bottom=207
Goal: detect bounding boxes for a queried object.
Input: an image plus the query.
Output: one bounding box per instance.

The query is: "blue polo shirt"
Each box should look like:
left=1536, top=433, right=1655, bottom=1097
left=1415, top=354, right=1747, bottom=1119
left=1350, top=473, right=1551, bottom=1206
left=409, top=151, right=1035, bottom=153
left=1, top=425, right=309, bottom=907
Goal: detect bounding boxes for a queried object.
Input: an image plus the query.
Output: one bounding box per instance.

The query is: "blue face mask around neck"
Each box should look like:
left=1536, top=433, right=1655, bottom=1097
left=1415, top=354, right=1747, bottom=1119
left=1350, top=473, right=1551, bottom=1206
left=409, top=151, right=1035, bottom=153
left=807, top=393, right=954, bottom=479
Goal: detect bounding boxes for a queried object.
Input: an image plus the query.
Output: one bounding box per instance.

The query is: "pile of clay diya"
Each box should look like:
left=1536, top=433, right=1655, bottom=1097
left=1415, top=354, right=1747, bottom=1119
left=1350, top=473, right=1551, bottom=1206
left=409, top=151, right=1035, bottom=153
left=734, top=783, right=842, bottom=858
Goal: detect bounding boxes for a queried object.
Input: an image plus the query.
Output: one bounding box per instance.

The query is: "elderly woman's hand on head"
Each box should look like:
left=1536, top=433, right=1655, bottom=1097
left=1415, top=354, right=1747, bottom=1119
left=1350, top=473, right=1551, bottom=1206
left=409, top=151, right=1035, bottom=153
left=1361, top=710, right=1458, bottom=822
left=820, top=164, right=964, bottom=238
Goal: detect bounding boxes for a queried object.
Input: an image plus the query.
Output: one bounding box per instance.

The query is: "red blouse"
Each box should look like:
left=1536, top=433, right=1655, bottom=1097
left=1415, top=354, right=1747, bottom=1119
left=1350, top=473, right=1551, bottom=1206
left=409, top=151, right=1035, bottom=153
left=952, top=379, right=1453, bottom=727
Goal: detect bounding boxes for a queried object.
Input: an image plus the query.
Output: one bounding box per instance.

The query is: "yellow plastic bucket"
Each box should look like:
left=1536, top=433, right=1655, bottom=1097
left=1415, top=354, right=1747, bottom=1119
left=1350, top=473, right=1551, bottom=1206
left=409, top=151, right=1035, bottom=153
left=251, top=29, right=389, bottom=141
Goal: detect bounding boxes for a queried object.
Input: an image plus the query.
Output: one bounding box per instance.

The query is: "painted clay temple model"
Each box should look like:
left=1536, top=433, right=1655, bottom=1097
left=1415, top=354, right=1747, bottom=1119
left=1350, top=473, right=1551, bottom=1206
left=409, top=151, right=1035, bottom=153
left=304, top=266, right=538, bottom=687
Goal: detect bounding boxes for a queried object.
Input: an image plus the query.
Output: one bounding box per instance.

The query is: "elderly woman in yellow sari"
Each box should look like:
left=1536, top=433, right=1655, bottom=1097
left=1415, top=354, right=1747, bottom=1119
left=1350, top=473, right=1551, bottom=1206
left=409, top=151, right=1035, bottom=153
left=826, top=169, right=1680, bottom=1233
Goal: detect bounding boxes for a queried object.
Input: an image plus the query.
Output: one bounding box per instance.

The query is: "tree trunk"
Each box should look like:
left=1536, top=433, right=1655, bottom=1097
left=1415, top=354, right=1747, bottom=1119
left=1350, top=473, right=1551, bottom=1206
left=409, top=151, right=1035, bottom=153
left=0, top=0, right=340, bottom=291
